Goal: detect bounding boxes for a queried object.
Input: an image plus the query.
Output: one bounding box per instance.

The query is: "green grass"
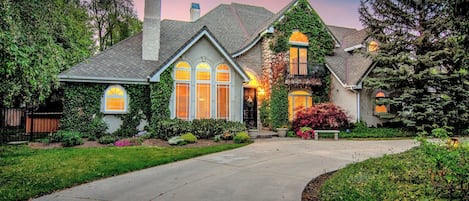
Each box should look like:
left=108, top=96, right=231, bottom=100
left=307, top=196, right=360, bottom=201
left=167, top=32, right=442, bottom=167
left=0, top=143, right=246, bottom=201
left=338, top=126, right=415, bottom=139
left=319, top=142, right=469, bottom=200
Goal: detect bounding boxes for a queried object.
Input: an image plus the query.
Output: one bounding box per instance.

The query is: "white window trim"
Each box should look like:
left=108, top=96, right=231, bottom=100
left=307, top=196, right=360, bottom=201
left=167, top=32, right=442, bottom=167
left=216, top=64, right=232, bottom=120
left=174, top=62, right=192, bottom=120
left=102, top=85, right=128, bottom=114
left=196, top=62, right=212, bottom=119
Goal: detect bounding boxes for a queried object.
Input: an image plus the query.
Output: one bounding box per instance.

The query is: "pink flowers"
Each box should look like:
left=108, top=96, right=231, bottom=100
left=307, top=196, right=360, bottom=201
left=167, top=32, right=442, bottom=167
left=296, top=127, right=314, bottom=140
left=114, top=138, right=142, bottom=147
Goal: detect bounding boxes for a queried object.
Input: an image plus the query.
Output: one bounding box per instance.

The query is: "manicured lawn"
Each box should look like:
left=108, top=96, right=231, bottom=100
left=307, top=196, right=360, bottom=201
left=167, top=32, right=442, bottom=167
left=319, top=142, right=469, bottom=200
left=0, top=143, right=246, bottom=201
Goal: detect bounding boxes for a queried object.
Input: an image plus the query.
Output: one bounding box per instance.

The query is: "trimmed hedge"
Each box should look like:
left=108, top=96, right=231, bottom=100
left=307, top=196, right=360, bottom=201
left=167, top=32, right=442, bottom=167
left=153, top=119, right=246, bottom=140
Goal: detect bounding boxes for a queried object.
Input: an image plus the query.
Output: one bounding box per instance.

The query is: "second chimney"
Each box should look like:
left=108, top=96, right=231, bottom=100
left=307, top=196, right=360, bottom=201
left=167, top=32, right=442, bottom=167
left=142, top=0, right=161, bottom=61
left=190, top=3, right=200, bottom=21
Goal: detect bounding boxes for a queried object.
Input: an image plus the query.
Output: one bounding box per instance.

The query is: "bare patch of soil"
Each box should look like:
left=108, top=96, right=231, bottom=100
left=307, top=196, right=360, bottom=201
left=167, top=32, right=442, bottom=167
left=302, top=171, right=336, bottom=201
left=29, top=139, right=233, bottom=149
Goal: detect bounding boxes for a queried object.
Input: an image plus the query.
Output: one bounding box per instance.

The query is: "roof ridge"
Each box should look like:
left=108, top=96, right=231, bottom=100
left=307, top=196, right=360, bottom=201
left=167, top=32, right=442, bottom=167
left=230, top=4, right=250, bottom=40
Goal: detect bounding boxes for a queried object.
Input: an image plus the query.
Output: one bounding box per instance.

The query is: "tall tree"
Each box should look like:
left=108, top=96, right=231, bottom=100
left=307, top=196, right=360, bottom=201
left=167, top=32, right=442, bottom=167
left=0, top=0, right=94, bottom=107
left=360, top=0, right=469, bottom=134
left=86, top=0, right=142, bottom=51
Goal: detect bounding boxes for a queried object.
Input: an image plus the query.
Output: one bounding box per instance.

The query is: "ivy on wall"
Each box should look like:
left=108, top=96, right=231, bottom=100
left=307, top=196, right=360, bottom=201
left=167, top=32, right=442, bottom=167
left=60, top=83, right=106, bottom=134
left=268, top=0, right=334, bottom=102
left=150, top=65, right=174, bottom=129
left=61, top=83, right=151, bottom=137
left=114, top=84, right=151, bottom=136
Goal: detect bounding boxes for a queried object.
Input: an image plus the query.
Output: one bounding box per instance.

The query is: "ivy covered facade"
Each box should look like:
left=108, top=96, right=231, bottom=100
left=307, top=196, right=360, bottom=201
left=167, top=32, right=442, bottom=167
left=59, top=0, right=382, bottom=134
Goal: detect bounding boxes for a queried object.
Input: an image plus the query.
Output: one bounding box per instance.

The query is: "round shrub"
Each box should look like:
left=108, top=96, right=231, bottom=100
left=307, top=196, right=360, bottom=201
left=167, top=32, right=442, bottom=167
left=98, top=135, right=117, bottom=144
left=234, top=132, right=251, bottom=144
left=180, top=133, right=197, bottom=143
left=60, top=131, right=84, bottom=147
left=292, top=103, right=350, bottom=132
left=168, top=136, right=186, bottom=146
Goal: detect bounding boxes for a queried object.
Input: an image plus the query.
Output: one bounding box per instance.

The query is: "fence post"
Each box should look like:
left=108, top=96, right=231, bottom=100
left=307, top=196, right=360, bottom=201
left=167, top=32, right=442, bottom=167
left=30, top=109, right=34, bottom=141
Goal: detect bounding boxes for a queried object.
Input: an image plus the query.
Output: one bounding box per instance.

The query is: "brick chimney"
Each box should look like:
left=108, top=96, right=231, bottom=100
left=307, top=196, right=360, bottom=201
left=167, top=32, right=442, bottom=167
left=142, top=0, right=161, bottom=61
left=190, top=3, right=200, bottom=22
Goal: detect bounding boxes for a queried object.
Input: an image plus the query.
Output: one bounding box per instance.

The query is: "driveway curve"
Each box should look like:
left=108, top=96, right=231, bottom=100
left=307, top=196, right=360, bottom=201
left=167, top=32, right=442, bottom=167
left=35, top=138, right=417, bottom=201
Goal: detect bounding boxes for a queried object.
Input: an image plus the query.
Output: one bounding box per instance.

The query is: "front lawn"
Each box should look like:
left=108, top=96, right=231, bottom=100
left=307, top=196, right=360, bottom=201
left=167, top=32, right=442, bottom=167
left=0, top=143, right=246, bottom=201
left=319, top=140, right=469, bottom=200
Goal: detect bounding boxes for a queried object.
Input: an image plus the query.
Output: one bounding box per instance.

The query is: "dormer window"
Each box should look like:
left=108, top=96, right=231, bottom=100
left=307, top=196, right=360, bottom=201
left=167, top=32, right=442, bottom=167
left=368, top=41, right=379, bottom=52
left=289, top=32, right=309, bottom=76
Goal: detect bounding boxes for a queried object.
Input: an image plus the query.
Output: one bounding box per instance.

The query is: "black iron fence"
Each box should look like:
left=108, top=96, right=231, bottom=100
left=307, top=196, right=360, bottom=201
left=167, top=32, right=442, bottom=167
left=1, top=108, right=62, bottom=143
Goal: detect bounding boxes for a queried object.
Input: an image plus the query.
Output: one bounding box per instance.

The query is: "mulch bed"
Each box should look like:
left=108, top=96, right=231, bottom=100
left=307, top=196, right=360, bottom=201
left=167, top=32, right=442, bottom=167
left=302, top=171, right=336, bottom=201
left=28, top=139, right=233, bottom=149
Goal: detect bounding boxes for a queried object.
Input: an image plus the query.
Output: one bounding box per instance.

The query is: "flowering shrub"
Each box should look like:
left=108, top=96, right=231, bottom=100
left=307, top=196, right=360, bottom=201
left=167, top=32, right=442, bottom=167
left=296, top=127, right=314, bottom=139
left=114, top=138, right=143, bottom=147
left=292, top=103, right=350, bottom=132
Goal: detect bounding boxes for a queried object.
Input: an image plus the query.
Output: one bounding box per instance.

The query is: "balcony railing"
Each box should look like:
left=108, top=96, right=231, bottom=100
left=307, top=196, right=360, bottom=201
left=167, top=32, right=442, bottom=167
left=285, top=63, right=326, bottom=86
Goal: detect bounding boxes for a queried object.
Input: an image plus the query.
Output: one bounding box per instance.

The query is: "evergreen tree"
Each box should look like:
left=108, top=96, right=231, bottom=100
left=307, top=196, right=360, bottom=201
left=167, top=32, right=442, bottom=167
left=360, top=0, right=469, bottom=134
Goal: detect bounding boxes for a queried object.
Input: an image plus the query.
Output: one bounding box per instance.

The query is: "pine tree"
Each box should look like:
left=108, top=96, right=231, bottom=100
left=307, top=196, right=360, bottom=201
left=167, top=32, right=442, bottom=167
left=360, top=0, right=469, bottom=134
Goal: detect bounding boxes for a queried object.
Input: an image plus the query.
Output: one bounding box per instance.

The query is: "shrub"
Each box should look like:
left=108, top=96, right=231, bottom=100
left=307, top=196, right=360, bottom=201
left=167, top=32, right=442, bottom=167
left=213, top=134, right=222, bottom=142
left=191, top=119, right=225, bottom=139
left=292, top=103, right=350, bottom=132
left=431, top=128, right=450, bottom=138
left=296, top=127, right=314, bottom=139
left=154, top=119, right=191, bottom=140
left=234, top=132, right=251, bottom=143
left=82, top=117, right=108, bottom=138
left=60, top=131, right=84, bottom=147
left=50, top=130, right=67, bottom=142
left=259, top=100, right=271, bottom=128
left=270, top=81, right=289, bottom=129
left=114, top=138, right=142, bottom=147
left=287, top=131, right=296, bottom=137
left=168, top=136, right=186, bottom=146
left=113, top=127, right=137, bottom=138
left=180, top=133, right=197, bottom=143
left=88, top=135, right=97, bottom=141
left=98, top=135, right=117, bottom=144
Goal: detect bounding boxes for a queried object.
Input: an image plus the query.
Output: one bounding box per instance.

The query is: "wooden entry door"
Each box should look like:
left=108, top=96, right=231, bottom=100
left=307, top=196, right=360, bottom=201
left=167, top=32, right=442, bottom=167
left=243, top=88, right=257, bottom=129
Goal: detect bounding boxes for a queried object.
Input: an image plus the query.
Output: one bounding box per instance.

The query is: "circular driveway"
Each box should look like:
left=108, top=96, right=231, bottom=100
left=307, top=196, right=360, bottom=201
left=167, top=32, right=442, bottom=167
left=35, top=138, right=417, bottom=201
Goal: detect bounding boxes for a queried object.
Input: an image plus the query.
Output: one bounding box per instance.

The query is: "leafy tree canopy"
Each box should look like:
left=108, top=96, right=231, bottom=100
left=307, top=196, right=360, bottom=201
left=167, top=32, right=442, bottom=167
left=360, top=0, right=469, bottom=133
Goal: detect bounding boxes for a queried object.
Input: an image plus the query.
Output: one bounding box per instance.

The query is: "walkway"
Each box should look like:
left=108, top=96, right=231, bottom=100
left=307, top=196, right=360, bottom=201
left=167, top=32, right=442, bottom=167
left=35, top=138, right=417, bottom=201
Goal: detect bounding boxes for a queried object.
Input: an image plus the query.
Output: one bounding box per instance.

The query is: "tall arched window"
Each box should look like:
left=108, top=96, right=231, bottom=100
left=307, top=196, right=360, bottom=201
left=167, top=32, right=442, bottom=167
left=289, top=32, right=309, bottom=76
left=374, top=91, right=387, bottom=114
left=196, top=62, right=211, bottom=119
left=216, top=64, right=230, bottom=119
left=175, top=62, right=191, bottom=120
left=103, top=85, right=128, bottom=113
left=288, top=90, right=313, bottom=120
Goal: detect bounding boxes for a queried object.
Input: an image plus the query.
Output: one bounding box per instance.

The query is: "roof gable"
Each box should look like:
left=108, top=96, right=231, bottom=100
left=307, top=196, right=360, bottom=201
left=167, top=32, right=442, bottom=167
left=149, top=26, right=250, bottom=83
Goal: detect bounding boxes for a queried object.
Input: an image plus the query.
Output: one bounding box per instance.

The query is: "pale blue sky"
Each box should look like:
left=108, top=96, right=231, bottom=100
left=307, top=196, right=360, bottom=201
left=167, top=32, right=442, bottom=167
left=133, top=0, right=363, bottom=29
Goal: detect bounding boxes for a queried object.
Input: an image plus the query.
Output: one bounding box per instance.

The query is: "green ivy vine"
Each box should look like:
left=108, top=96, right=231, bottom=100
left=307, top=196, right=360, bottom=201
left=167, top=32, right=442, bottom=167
left=268, top=0, right=334, bottom=102
left=150, top=65, right=174, bottom=129
left=114, top=84, right=151, bottom=136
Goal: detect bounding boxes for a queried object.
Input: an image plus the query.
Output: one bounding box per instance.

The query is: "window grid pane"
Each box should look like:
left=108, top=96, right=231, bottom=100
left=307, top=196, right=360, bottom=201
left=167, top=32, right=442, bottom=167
left=175, top=70, right=190, bottom=81
left=197, top=84, right=211, bottom=119
left=290, top=47, right=298, bottom=75
left=299, top=48, right=308, bottom=75
left=176, top=83, right=189, bottom=120
left=106, top=98, right=125, bottom=111
left=217, top=85, right=229, bottom=119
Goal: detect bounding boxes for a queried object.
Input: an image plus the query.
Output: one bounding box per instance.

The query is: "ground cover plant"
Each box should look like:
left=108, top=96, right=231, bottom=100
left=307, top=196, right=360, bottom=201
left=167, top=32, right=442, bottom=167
left=338, top=121, right=415, bottom=139
left=0, top=143, right=246, bottom=201
left=319, top=138, right=469, bottom=200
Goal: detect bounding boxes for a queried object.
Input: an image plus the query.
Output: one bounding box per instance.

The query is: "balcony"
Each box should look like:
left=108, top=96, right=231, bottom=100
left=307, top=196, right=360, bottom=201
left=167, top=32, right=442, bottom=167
left=285, top=63, right=326, bottom=86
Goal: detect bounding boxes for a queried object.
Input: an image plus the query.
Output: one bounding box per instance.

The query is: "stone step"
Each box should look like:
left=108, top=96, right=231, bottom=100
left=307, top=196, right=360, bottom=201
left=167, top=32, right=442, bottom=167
left=257, top=133, right=273, bottom=138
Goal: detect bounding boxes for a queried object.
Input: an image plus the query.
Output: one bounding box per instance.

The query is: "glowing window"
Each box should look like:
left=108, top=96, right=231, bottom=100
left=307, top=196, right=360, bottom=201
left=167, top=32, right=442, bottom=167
left=289, top=32, right=308, bottom=76
left=175, top=61, right=191, bottom=81
left=197, top=63, right=211, bottom=81
left=176, top=83, right=190, bottom=120
left=288, top=90, right=313, bottom=120
left=375, top=91, right=387, bottom=113
left=104, top=85, right=127, bottom=113
left=369, top=41, right=379, bottom=52
left=197, top=84, right=211, bottom=119
left=217, top=85, right=229, bottom=119
left=244, top=71, right=259, bottom=88
left=216, top=64, right=230, bottom=82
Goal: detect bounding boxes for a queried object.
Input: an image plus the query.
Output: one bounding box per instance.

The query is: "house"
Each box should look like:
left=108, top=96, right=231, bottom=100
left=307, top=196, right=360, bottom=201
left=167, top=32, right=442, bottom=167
left=59, top=0, right=385, bottom=134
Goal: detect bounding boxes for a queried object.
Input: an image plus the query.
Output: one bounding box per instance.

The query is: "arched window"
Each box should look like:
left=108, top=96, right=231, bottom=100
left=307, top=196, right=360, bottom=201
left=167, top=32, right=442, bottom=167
left=374, top=91, right=387, bottom=114
left=288, top=90, right=313, bottom=120
left=289, top=32, right=309, bottom=76
left=103, top=85, right=128, bottom=113
left=175, top=62, right=191, bottom=120
left=216, top=64, right=230, bottom=119
left=368, top=41, right=379, bottom=52
left=196, top=63, right=211, bottom=119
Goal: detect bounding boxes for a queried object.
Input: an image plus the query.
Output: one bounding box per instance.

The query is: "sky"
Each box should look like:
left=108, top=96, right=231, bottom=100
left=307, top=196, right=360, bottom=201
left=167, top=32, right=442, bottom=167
left=132, top=0, right=364, bottom=29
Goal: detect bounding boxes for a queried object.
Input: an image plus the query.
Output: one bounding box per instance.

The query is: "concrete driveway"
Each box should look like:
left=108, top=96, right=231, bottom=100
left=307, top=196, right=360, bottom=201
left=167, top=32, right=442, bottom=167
left=35, top=138, right=417, bottom=201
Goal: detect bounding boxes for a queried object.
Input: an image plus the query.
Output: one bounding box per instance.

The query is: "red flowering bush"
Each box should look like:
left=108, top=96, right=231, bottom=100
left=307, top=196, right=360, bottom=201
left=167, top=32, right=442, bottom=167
left=296, top=127, right=315, bottom=139
left=292, top=103, right=350, bottom=132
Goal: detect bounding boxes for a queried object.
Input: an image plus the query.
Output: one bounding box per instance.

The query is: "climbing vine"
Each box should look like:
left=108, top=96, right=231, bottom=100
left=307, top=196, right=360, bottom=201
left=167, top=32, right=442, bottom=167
left=60, top=83, right=106, bottom=135
left=113, top=85, right=151, bottom=136
left=268, top=0, right=334, bottom=102
left=150, top=65, right=174, bottom=129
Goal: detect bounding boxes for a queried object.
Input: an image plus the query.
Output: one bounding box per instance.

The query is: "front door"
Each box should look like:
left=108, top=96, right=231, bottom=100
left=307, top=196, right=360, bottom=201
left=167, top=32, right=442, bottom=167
left=243, top=88, right=257, bottom=129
